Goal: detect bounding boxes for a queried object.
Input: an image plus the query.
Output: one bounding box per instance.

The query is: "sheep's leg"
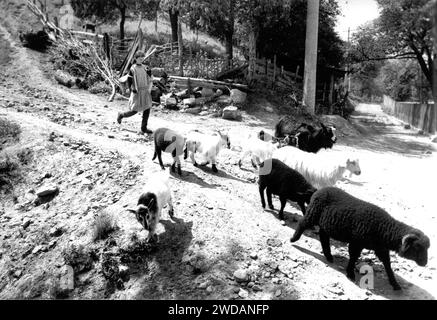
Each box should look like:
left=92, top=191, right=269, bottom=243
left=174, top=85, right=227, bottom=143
left=254, top=156, right=262, bottom=168
left=156, top=149, right=165, bottom=170
left=189, top=151, right=198, bottom=167
left=173, top=153, right=182, bottom=175
left=250, top=155, right=259, bottom=169
left=319, top=228, right=333, bottom=263
left=259, top=184, right=266, bottom=209
left=375, top=249, right=401, bottom=290
left=278, top=196, right=287, bottom=221
left=266, top=187, right=274, bottom=210
left=168, top=195, right=174, bottom=218
left=346, top=242, right=363, bottom=281
left=210, top=155, right=218, bottom=173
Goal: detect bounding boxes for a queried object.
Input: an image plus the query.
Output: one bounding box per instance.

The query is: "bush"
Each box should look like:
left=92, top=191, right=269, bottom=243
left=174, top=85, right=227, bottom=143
left=0, top=153, right=19, bottom=188
left=0, top=118, right=21, bottom=141
left=88, top=81, right=112, bottom=95
left=93, top=212, right=116, bottom=241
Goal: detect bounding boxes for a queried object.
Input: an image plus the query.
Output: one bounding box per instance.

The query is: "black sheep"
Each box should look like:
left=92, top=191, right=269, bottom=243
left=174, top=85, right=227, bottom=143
left=290, top=187, right=430, bottom=290
left=258, top=159, right=317, bottom=221
left=152, top=127, right=186, bottom=175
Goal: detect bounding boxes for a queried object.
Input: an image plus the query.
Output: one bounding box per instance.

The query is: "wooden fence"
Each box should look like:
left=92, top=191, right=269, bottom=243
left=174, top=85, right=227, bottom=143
left=250, top=55, right=302, bottom=91
left=382, top=95, right=436, bottom=134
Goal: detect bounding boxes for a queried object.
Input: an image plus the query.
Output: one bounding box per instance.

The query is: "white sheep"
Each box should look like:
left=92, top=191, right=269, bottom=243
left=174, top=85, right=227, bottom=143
left=127, top=171, right=174, bottom=242
left=273, top=146, right=361, bottom=189
left=184, top=130, right=231, bottom=173
left=238, top=134, right=279, bottom=169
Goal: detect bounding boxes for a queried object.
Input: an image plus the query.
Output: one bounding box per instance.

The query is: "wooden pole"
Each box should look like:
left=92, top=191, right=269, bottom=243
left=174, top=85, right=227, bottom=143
left=302, top=0, right=320, bottom=113
left=177, top=15, right=183, bottom=76
left=432, top=0, right=437, bottom=133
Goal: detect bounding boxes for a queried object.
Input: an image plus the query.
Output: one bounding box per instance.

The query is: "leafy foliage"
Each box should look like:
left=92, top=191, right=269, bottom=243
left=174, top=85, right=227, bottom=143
left=350, top=0, right=433, bottom=89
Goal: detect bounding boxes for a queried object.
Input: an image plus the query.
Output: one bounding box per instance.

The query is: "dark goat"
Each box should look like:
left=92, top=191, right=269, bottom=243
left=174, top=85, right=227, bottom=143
left=290, top=187, right=430, bottom=290
left=258, top=159, right=317, bottom=221
left=274, top=117, right=336, bottom=153
left=152, top=127, right=186, bottom=175
left=295, top=122, right=337, bottom=153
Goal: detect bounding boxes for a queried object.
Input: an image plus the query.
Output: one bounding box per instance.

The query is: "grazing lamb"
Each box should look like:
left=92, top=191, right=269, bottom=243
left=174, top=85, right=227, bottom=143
left=127, top=171, right=174, bottom=242
left=183, top=130, right=231, bottom=173
left=290, top=187, right=430, bottom=290
left=273, top=146, right=361, bottom=189
left=152, top=127, right=186, bottom=175
left=258, top=159, right=317, bottom=220
left=239, top=135, right=279, bottom=169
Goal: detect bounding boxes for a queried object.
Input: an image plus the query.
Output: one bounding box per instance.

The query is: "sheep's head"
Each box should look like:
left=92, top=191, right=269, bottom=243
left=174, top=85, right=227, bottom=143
left=320, top=122, right=337, bottom=145
left=346, top=158, right=361, bottom=175
left=399, top=233, right=430, bottom=266
left=127, top=196, right=157, bottom=231
left=217, top=130, right=231, bottom=149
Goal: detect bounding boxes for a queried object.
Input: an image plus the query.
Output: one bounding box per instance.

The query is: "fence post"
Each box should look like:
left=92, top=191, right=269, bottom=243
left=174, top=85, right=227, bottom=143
left=273, top=55, right=277, bottom=81
left=264, top=58, right=268, bottom=76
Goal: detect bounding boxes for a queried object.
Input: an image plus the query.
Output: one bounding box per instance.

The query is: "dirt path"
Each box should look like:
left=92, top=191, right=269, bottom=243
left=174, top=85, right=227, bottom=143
left=1, top=17, right=436, bottom=300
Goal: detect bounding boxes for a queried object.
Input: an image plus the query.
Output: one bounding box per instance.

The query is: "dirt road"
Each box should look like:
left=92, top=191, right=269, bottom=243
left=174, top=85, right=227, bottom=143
left=0, top=19, right=436, bottom=300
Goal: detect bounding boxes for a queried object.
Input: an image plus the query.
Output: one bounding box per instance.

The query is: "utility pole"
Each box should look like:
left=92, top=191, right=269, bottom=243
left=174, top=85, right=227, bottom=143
left=302, top=0, right=320, bottom=114
left=432, top=0, right=437, bottom=132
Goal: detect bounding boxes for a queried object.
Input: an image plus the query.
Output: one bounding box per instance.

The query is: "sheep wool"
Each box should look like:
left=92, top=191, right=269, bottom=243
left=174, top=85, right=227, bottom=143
left=273, top=146, right=361, bottom=188
left=290, top=187, right=430, bottom=290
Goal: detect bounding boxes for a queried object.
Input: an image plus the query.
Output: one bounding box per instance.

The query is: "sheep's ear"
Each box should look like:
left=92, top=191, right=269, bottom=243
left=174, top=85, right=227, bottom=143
left=401, top=234, right=419, bottom=252
left=126, top=208, right=137, bottom=214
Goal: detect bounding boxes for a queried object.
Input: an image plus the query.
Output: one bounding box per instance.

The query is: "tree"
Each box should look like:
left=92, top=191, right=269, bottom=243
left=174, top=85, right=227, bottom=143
left=71, top=0, right=159, bottom=40
left=351, top=0, right=434, bottom=92
left=187, top=0, right=236, bottom=64
left=160, top=0, right=190, bottom=43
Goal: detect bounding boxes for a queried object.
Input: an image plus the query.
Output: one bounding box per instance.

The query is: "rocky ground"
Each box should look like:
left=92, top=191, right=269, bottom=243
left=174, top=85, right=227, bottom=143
left=1, top=4, right=437, bottom=300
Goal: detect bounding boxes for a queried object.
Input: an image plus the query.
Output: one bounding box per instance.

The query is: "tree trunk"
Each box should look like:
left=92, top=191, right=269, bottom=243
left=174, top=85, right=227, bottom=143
left=302, top=0, right=320, bottom=114
left=169, top=9, right=179, bottom=43
left=119, top=6, right=126, bottom=40
left=178, top=15, right=183, bottom=76
left=225, top=31, right=233, bottom=68
left=225, top=0, right=235, bottom=69
left=247, top=28, right=258, bottom=81
left=155, top=11, right=159, bottom=41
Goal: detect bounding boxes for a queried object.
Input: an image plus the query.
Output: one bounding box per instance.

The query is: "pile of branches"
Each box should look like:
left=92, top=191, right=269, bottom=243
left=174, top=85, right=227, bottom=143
left=49, top=35, right=120, bottom=100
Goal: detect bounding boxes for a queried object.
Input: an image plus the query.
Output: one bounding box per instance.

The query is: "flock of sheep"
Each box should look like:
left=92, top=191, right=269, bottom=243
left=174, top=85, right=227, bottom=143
left=126, top=115, right=430, bottom=291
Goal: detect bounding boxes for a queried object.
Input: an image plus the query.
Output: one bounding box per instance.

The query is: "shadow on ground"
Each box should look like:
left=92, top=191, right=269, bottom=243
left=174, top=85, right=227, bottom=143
left=344, top=108, right=435, bottom=156
left=292, top=245, right=435, bottom=300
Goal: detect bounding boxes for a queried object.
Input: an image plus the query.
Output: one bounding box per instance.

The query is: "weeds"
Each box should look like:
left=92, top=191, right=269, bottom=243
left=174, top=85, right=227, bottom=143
left=0, top=118, right=21, bottom=141
left=93, top=212, right=117, bottom=242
